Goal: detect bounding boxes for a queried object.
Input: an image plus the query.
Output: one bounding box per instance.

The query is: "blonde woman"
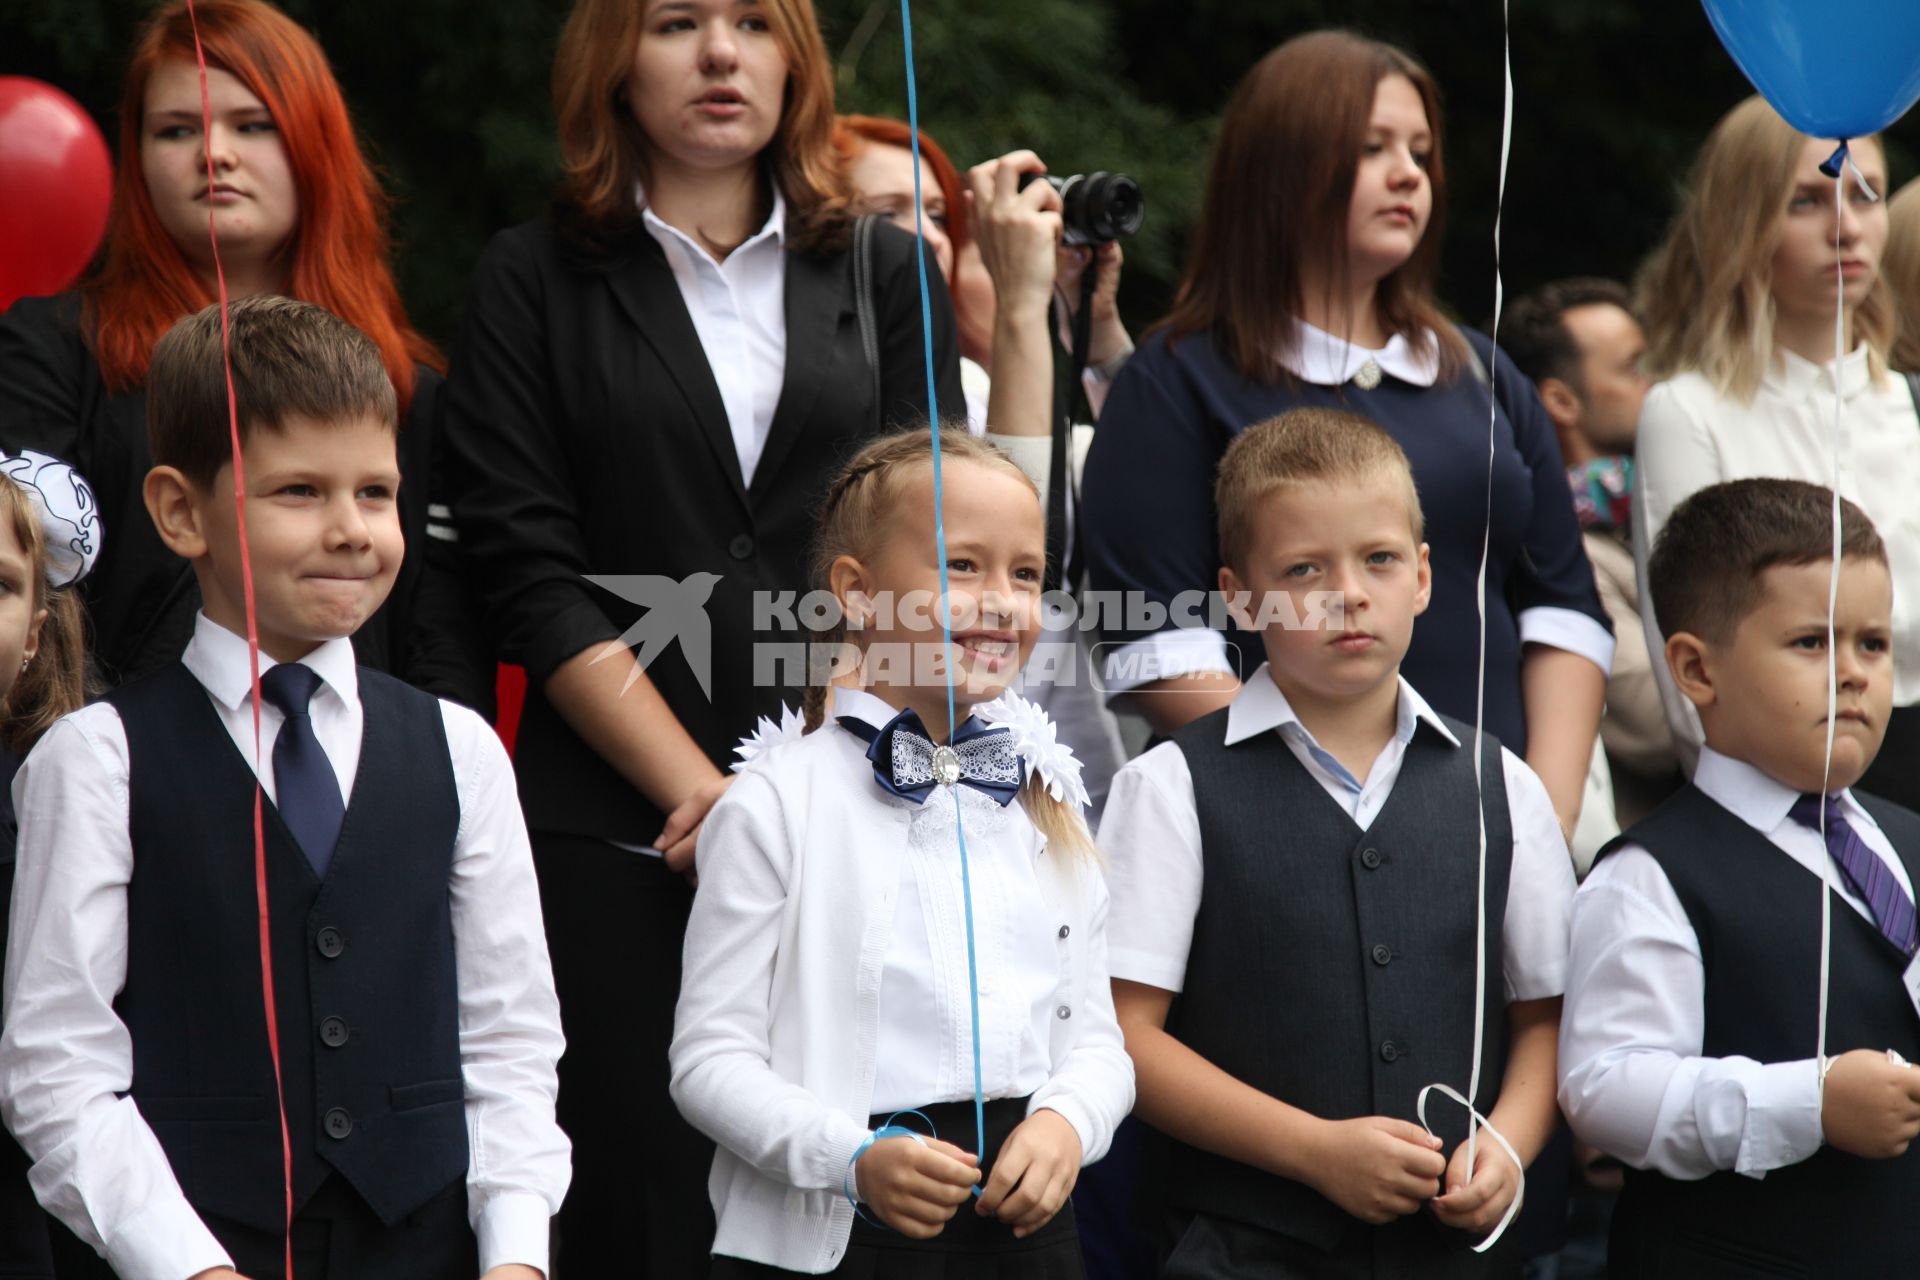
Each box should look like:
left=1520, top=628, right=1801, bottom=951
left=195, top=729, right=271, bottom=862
left=1633, top=96, right=1920, bottom=802
left=1884, top=179, right=1920, bottom=372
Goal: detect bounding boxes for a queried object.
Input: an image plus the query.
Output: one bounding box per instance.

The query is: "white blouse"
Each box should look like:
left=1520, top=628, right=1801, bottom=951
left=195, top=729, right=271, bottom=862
left=640, top=186, right=788, bottom=487
left=1634, top=349, right=1920, bottom=764
left=827, top=688, right=1064, bottom=1112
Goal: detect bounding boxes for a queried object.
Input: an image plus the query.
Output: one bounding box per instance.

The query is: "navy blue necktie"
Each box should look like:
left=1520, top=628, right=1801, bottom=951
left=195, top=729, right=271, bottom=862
left=260, top=662, right=344, bottom=877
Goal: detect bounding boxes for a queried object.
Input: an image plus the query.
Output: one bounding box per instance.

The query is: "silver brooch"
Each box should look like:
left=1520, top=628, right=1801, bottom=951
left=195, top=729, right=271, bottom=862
left=931, top=745, right=962, bottom=787
left=1353, top=357, right=1383, bottom=390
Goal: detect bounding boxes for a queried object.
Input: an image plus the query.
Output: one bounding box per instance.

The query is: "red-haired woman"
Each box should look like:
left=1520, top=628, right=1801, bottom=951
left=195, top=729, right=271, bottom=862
left=0, top=0, right=445, bottom=690
left=435, top=0, right=961, bottom=1271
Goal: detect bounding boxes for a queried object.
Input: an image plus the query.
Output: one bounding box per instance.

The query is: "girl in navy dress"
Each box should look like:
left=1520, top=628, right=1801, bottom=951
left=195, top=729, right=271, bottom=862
left=0, top=454, right=96, bottom=1279
left=1079, top=30, right=1610, bottom=838
left=671, top=429, right=1134, bottom=1277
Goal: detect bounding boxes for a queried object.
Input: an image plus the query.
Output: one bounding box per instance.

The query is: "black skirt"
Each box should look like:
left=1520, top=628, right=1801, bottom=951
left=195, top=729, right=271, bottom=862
left=711, top=1097, right=1084, bottom=1279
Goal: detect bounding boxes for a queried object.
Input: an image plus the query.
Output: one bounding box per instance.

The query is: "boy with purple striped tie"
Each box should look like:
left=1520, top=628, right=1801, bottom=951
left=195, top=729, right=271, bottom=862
left=1561, top=478, right=1920, bottom=1276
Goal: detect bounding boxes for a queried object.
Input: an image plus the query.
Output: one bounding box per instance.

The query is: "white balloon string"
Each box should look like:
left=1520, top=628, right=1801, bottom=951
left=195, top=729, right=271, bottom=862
left=1427, top=0, right=1514, bottom=1241
left=1417, top=1083, right=1526, bottom=1252
left=1815, top=144, right=1859, bottom=1082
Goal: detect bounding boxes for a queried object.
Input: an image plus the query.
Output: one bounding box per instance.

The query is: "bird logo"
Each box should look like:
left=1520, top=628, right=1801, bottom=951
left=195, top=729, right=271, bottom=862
left=583, top=572, right=723, bottom=699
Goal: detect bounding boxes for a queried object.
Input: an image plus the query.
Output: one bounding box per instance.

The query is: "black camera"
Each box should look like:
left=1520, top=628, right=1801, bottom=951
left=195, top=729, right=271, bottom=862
left=1017, top=170, right=1145, bottom=245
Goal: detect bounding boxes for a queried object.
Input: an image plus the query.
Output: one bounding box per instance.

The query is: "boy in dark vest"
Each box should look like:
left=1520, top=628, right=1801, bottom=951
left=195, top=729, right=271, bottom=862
left=0, top=297, right=569, bottom=1280
left=1560, top=477, right=1920, bottom=1276
left=1101, top=407, right=1575, bottom=1278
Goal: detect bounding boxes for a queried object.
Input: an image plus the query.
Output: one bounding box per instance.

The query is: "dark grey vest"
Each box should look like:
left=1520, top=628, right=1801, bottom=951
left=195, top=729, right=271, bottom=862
left=108, top=663, right=468, bottom=1235
left=1167, top=707, right=1512, bottom=1254
left=1597, top=784, right=1920, bottom=1276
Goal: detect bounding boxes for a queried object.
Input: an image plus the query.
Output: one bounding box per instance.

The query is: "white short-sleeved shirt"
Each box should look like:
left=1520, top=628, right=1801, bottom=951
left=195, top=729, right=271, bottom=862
left=1100, top=665, right=1576, bottom=1002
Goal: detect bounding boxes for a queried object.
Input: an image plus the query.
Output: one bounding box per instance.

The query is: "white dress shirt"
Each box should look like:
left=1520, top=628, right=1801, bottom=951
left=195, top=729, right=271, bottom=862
left=1097, top=318, right=1616, bottom=696
left=671, top=701, right=1133, bottom=1272
left=641, top=185, right=788, bottom=487
left=1634, top=349, right=1920, bottom=768
left=1100, top=664, right=1576, bottom=1002
left=0, top=614, right=570, bottom=1280
left=1558, top=746, right=1914, bottom=1181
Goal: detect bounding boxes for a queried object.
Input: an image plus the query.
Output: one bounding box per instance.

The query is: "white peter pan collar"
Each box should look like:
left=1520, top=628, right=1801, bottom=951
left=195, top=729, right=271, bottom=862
left=1279, top=319, right=1441, bottom=388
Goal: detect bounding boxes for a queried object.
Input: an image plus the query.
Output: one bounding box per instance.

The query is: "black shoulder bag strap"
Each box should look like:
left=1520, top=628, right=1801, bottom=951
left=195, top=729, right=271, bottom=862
left=853, top=213, right=882, bottom=433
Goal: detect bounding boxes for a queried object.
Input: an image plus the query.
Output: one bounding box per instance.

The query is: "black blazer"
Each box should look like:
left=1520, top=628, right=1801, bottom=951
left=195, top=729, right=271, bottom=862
left=0, top=293, right=448, bottom=689
left=440, top=214, right=962, bottom=842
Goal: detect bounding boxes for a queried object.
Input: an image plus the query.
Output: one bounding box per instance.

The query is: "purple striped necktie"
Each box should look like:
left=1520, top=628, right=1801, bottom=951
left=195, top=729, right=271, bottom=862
left=1789, top=794, right=1918, bottom=959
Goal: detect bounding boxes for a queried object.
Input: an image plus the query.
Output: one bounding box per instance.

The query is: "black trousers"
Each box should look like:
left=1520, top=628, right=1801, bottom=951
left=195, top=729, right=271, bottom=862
left=1859, top=702, right=1920, bottom=812
left=50, top=1175, right=475, bottom=1280
left=535, top=832, right=715, bottom=1279
left=710, top=1098, right=1083, bottom=1279
left=1159, top=1209, right=1519, bottom=1280
left=0, top=1132, right=49, bottom=1280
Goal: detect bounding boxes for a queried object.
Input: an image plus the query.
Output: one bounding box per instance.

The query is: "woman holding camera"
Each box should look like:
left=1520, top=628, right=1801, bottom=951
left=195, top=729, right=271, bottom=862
left=836, top=116, right=1132, bottom=815
left=1081, top=29, right=1609, bottom=837
left=437, top=0, right=959, bottom=1270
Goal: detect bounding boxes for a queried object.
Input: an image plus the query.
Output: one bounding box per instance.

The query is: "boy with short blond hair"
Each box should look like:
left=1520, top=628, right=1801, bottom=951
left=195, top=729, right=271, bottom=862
left=0, top=297, right=569, bottom=1280
left=1102, top=407, right=1574, bottom=1277
left=1561, top=477, right=1920, bottom=1275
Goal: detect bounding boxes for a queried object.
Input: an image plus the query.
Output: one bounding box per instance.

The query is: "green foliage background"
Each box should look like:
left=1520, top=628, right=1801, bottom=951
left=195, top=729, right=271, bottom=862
left=7, top=0, right=1917, bottom=349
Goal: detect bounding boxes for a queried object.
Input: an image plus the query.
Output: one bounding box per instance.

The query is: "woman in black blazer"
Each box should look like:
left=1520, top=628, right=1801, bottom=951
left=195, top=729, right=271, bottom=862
left=438, top=0, right=960, bottom=1271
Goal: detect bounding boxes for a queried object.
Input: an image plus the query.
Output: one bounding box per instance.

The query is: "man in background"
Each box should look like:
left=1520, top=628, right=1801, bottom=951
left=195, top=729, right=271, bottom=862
left=1503, top=279, right=1679, bottom=831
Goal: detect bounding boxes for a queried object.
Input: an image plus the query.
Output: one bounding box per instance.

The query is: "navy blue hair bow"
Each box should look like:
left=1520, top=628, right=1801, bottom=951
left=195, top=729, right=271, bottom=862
left=838, top=706, right=1025, bottom=806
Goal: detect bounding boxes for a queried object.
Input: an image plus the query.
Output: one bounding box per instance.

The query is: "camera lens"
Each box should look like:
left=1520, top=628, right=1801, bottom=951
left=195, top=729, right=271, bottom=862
left=1016, top=170, right=1145, bottom=244
left=1065, top=172, right=1145, bottom=244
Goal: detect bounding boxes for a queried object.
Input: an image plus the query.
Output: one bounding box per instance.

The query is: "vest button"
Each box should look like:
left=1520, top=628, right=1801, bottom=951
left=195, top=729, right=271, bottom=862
left=1058, top=924, right=1071, bottom=939
left=316, top=927, right=345, bottom=958
left=1056, top=1005, right=1072, bottom=1020
left=1371, top=944, right=1392, bottom=966
left=323, top=1107, right=353, bottom=1140
left=319, top=1016, right=349, bottom=1048
left=1380, top=1040, right=1400, bottom=1063
left=728, top=533, right=755, bottom=560
left=1360, top=848, right=1382, bottom=870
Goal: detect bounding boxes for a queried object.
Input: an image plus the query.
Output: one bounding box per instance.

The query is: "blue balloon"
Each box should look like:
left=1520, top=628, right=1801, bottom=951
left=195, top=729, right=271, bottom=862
left=1702, top=0, right=1920, bottom=138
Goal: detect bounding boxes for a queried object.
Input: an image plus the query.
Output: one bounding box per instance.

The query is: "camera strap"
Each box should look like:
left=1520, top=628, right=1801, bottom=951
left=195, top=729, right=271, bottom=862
left=1045, top=261, right=1097, bottom=593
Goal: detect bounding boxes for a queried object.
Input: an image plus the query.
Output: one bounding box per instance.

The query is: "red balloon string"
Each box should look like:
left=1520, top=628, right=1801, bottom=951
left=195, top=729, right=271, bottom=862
left=181, top=5, right=295, bottom=1278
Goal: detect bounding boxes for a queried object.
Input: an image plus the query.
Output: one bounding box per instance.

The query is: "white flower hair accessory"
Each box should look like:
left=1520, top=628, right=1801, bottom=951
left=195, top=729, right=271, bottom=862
left=732, top=703, right=807, bottom=771
left=0, top=450, right=101, bottom=588
left=974, top=690, right=1089, bottom=813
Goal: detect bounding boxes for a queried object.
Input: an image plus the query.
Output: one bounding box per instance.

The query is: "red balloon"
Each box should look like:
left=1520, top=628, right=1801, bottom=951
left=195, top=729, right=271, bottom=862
left=0, top=77, right=113, bottom=312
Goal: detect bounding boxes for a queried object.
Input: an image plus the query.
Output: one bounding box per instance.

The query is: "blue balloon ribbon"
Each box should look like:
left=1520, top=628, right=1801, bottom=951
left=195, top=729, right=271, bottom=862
left=899, top=0, right=989, bottom=1194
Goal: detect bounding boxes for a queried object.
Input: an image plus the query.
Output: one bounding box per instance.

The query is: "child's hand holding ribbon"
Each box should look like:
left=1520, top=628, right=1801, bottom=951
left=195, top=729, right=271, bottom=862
left=853, top=1133, right=980, bottom=1238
